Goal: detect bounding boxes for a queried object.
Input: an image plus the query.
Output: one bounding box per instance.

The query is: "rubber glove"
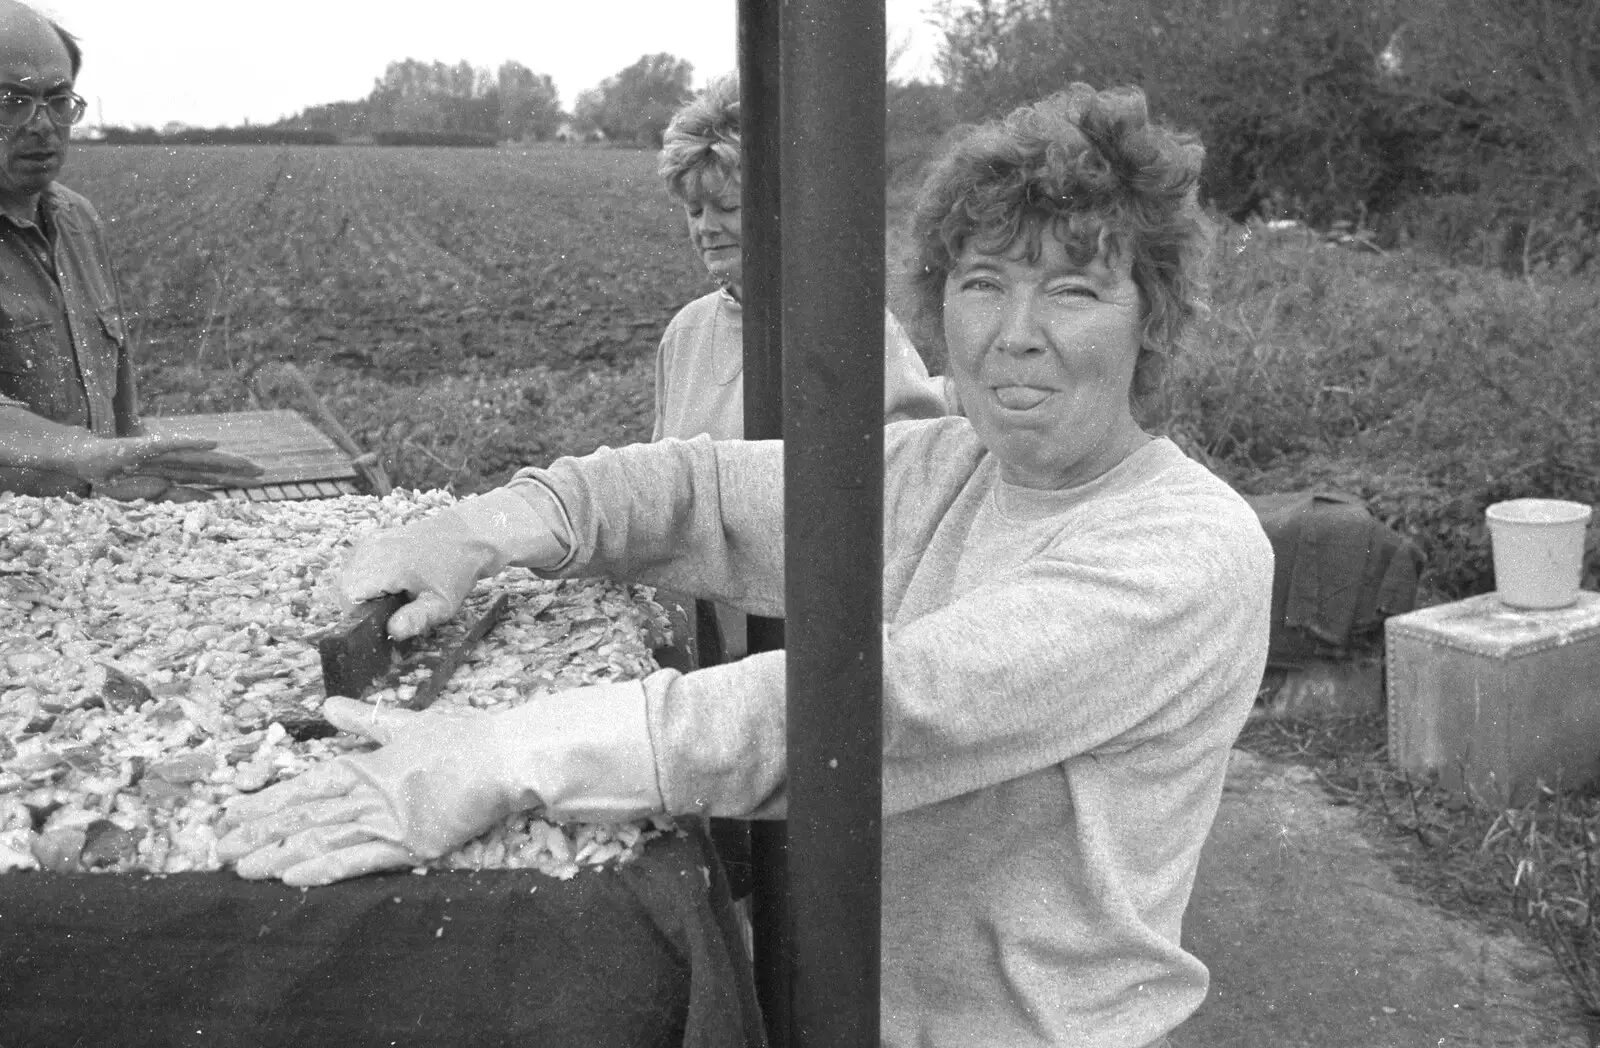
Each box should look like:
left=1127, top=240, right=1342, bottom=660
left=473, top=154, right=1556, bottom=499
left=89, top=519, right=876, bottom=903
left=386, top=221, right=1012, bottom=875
left=217, top=682, right=664, bottom=887
left=340, top=484, right=572, bottom=640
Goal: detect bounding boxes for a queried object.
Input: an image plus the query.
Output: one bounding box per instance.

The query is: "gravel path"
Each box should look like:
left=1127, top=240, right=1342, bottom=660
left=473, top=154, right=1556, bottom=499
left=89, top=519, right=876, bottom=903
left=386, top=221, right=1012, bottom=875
left=1176, top=749, right=1591, bottom=1048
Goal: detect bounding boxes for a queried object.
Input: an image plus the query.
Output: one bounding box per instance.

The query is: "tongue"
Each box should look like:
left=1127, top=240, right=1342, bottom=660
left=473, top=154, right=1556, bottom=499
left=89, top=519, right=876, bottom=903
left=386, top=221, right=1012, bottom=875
left=996, top=387, right=1049, bottom=410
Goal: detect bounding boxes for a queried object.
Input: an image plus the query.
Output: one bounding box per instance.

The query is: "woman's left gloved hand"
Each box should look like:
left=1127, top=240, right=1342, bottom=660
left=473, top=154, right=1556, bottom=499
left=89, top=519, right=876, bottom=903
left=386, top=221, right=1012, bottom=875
left=217, top=682, right=664, bottom=887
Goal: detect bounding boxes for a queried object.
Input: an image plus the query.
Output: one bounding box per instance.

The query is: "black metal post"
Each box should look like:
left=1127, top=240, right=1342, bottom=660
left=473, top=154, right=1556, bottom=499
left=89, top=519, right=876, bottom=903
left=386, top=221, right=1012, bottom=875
left=737, top=2, right=791, bottom=1044
left=780, top=2, right=886, bottom=1045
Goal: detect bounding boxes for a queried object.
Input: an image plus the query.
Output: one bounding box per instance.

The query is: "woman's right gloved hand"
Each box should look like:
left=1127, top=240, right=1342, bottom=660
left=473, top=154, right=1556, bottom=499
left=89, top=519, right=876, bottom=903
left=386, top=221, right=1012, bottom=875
left=218, top=682, right=663, bottom=887
left=339, top=485, right=572, bottom=640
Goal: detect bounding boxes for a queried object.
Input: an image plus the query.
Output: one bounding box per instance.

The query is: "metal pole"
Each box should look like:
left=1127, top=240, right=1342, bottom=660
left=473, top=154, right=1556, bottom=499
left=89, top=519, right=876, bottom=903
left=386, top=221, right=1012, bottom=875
left=737, top=2, right=791, bottom=1044
left=781, top=1, right=885, bottom=1045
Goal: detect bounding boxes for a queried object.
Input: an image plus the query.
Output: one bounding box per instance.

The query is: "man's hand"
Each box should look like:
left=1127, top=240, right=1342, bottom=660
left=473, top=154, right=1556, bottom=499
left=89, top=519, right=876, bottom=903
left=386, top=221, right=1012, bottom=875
left=70, top=433, right=257, bottom=485
left=80, top=438, right=265, bottom=501
left=2, top=407, right=262, bottom=489
left=136, top=446, right=266, bottom=488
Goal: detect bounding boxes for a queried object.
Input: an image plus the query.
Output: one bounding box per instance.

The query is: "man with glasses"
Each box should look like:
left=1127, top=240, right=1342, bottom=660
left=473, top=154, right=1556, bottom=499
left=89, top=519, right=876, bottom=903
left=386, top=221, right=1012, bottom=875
left=0, top=0, right=260, bottom=496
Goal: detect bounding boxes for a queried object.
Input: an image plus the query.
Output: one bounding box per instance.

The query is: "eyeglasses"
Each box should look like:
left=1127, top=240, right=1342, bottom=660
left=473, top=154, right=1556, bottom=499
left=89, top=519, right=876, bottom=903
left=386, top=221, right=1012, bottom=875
left=0, top=90, right=87, bottom=130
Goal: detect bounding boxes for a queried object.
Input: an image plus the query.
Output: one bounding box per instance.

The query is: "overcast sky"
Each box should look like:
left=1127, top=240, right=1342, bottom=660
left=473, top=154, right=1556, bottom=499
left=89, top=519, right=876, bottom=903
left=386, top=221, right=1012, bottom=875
left=37, top=1, right=948, bottom=130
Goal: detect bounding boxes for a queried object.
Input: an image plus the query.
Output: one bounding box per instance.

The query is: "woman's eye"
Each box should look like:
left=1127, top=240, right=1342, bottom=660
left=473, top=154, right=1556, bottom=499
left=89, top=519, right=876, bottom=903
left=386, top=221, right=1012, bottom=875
left=1053, top=285, right=1097, bottom=299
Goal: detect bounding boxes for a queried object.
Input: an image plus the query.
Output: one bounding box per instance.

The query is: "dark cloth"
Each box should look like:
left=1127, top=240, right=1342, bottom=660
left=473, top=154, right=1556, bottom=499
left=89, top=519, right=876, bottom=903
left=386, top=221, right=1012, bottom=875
left=691, top=597, right=756, bottom=901
left=0, top=825, right=766, bottom=1048
left=651, top=592, right=752, bottom=901
left=1245, top=491, right=1424, bottom=666
left=0, top=182, right=139, bottom=496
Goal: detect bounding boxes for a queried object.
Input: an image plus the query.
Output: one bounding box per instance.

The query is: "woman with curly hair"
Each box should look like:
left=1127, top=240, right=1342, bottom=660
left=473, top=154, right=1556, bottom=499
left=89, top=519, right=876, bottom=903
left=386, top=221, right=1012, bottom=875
left=222, top=84, right=1273, bottom=1048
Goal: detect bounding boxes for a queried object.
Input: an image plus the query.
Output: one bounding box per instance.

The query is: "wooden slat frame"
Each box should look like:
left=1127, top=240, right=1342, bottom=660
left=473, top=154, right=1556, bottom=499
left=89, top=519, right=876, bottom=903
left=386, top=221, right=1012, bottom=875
left=145, top=410, right=368, bottom=502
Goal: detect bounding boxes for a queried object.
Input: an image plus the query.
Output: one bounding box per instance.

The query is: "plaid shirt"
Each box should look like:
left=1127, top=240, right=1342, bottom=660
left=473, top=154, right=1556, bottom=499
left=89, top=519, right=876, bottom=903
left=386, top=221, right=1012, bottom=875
left=0, top=182, right=140, bottom=495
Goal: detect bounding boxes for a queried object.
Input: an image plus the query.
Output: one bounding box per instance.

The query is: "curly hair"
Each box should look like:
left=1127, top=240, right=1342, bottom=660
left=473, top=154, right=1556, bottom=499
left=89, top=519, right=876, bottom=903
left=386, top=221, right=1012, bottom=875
left=658, top=74, right=740, bottom=201
left=906, top=84, right=1211, bottom=404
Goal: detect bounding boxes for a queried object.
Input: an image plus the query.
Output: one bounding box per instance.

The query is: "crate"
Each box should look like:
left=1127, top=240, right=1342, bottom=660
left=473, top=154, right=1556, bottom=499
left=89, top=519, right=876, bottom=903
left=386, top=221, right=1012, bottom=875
left=1386, top=591, right=1600, bottom=805
left=143, top=409, right=365, bottom=501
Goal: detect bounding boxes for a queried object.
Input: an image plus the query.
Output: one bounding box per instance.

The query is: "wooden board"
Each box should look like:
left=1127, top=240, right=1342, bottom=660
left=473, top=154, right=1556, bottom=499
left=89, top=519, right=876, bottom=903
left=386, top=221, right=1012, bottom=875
left=317, top=592, right=411, bottom=702
left=144, top=409, right=363, bottom=501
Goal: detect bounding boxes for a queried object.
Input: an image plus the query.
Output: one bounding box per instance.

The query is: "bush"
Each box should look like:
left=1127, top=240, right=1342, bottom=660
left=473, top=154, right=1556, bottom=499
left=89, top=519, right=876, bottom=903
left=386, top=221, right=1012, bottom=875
left=885, top=81, right=957, bottom=186
left=165, top=128, right=341, bottom=146
left=928, top=0, right=1600, bottom=270
left=372, top=130, right=499, bottom=148
left=1159, top=221, right=1600, bottom=601
left=98, top=126, right=163, bottom=145
left=96, top=127, right=341, bottom=146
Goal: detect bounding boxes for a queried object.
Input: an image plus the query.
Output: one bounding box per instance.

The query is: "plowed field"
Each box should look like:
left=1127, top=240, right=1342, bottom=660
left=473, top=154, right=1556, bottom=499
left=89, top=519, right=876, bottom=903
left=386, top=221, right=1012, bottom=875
left=61, top=144, right=713, bottom=491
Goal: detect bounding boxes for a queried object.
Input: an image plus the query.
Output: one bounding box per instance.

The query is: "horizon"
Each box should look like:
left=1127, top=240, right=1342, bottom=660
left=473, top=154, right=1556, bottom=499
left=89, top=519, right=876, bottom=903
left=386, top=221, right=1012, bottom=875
left=37, top=1, right=947, bottom=132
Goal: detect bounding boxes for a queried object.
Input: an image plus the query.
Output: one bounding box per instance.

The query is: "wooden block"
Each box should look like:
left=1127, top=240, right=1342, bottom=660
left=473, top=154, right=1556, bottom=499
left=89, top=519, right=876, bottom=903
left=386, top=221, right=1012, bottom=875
left=1387, top=591, right=1600, bottom=805
left=317, top=592, right=410, bottom=699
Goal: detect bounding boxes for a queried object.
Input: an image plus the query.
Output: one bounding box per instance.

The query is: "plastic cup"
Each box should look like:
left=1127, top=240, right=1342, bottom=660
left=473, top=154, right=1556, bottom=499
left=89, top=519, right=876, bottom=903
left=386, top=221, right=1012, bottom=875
left=1484, top=498, right=1593, bottom=610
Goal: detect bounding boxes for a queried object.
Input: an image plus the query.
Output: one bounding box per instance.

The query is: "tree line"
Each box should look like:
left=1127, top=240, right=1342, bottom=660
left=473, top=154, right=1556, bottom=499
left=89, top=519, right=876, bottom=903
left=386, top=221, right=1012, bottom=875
left=97, top=52, right=696, bottom=149
left=283, top=58, right=565, bottom=141
left=279, top=52, right=694, bottom=147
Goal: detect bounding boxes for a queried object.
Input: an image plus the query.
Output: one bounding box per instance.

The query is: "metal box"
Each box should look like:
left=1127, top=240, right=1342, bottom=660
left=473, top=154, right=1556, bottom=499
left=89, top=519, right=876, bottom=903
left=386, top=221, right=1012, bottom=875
left=1386, top=591, right=1600, bottom=805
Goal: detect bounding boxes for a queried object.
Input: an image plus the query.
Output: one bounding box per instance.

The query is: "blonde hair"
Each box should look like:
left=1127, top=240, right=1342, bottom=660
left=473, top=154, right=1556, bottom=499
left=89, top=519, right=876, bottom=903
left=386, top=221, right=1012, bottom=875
left=658, top=75, right=741, bottom=200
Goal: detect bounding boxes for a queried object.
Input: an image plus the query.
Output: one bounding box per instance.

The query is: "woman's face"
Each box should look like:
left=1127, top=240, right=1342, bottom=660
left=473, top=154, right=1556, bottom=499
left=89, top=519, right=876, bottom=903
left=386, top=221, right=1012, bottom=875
left=943, top=232, right=1147, bottom=490
left=682, top=167, right=742, bottom=298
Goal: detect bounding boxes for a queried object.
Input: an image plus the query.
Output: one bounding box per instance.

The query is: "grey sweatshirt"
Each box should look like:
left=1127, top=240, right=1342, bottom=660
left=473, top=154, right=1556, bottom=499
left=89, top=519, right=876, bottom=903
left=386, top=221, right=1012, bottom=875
left=649, top=289, right=955, bottom=660
left=515, top=417, right=1273, bottom=1047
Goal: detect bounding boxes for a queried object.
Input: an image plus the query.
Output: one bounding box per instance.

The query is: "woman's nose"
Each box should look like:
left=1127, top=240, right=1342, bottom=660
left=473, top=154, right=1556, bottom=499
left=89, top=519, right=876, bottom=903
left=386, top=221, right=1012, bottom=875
left=994, top=293, right=1044, bottom=356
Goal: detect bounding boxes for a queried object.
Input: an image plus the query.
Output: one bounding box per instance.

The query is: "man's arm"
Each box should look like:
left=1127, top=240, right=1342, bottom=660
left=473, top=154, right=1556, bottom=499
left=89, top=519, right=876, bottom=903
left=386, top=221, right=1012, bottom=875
left=0, top=404, right=235, bottom=484
left=1, top=404, right=117, bottom=477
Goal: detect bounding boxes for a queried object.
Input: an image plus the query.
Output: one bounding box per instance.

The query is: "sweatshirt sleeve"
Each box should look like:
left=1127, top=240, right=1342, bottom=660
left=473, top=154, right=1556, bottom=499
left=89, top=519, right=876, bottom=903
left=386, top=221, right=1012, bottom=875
left=875, top=496, right=1273, bottom=815
left=650, top=311, right=682, bottom=443
left=634, top=482, right=1272, bottom=822
left=882, top=311, right=951, bottom=423
left=511, top=435, right=786, bottom=617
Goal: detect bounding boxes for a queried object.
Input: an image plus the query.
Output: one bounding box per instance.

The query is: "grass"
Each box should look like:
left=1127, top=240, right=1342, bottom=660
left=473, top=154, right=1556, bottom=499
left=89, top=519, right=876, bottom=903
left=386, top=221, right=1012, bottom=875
left=58, top=142, right=1600, bottom=1027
